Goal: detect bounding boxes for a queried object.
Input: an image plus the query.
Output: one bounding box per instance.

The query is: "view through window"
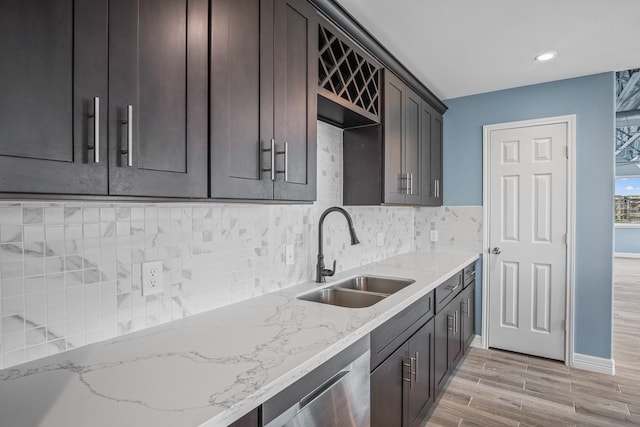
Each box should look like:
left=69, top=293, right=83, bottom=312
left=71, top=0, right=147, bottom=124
left=615, top=176, right=640, bottom=223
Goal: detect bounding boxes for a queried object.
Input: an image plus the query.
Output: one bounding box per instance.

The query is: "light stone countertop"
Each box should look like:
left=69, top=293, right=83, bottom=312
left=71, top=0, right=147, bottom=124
left=0, top=250, right=479, bottom=427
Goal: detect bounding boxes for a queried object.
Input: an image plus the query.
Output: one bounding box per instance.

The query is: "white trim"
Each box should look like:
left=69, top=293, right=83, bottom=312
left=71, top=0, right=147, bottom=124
left=615, top=252, right=640, bottom=259
left=470, top=335, right=483, bottom=348
left=482, top=115, right=576, bottom=363
left=614, top=223, right=640, bottom=228
left=572, top=353, right=615, bottom=375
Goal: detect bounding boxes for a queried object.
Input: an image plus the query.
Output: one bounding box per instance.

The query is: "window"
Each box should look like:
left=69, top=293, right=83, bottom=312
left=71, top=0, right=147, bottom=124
left=615, top=177, right=640, bottom=224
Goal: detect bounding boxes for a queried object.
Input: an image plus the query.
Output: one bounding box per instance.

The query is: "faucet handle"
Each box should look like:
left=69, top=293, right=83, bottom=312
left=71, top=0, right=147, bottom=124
left=322, top=260, right=337, bottom=277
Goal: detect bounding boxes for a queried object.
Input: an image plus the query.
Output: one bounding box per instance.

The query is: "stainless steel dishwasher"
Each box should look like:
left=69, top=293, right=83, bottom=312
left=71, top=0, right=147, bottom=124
left=263, top=339, right=370, bottom=427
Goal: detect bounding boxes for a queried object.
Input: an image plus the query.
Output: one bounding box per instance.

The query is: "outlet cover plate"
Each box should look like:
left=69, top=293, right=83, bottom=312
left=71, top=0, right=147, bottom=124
left=377, top=232, right=384, bottom=247
left=430, top=230, right=438, bottom=242
left=285, top=244, right=294, bottom=266
left=142, top=260, right=163, bottom=296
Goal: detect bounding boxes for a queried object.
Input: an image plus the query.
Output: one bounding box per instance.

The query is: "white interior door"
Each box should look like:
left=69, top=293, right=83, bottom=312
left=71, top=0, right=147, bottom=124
left=487, top=122, right=568, bottom=360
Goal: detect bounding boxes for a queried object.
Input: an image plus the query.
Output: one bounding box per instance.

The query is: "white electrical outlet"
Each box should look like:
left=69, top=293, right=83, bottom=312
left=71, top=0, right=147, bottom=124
left=377, top=232, right=384, bottom=247
left=285, top=244, right=294, bottom=266
left=430, top=230, right=438, bottom=242
left=142, top=260, right=163, bottom=296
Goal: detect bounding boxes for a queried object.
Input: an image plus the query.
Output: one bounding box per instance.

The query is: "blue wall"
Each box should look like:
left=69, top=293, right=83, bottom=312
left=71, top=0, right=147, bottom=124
left=615, top=227, right=640, bottom=254
left=443, top=73, right=615, bottom=359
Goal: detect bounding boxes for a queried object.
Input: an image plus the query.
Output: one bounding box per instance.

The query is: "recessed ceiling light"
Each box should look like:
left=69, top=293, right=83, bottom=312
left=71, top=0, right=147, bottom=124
left=535, top=52, right=556, bottom=62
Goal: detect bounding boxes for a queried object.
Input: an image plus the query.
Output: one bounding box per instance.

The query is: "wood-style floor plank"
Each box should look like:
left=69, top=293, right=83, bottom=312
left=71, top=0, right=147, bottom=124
left=423, top=257, right=640, bottom=426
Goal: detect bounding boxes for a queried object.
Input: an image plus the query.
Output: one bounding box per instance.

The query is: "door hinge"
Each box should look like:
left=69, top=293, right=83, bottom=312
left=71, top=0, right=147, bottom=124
left=565, top=146, right=569, bottom=159
left=563, top=234, right=567, bottom=245
left=561, top=319, right=566, bottom=332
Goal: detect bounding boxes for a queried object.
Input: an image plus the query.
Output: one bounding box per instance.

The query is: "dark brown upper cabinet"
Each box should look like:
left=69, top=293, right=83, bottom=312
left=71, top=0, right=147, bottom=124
left=317, top=19, right=381, bottom=128
left=108, top=0, right=208, bottom=198
left=0, top=0, right=208, bottom=199
left=343, top=71, right=424, bottom=206
left=384, top=73, right=421, bottom=205
left=0, top=0, right=108, bottom=195
left=421, top=101, right=443, bottom=206
left=210, top=0, right=317, bottom=202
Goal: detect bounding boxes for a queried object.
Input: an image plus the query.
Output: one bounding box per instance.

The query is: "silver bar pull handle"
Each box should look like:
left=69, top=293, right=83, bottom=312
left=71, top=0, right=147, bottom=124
left=276, top=142, right=288, bottom=182
left=414, top=352, right=419, bottom=383
left=121, top=105, right=133, bottom=167
left=284, top=142, right=288, bottom=182
left=271, top=139, right=275, bottom=181
left=127, top=105, right=133, bottom=167
left=90, top=97, right=100, bottom=163
left=408, top=173, right=413, bottom=195
left=454, top=310, right=458, bottom=334
left=403, top=359, right=412, bottom=387
left=261, top=139, right=275, bottom=181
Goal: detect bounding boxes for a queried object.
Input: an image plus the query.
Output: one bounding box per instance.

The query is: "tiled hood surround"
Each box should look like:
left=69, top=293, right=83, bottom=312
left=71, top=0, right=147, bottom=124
left=0, top=122, right=481, bottom=370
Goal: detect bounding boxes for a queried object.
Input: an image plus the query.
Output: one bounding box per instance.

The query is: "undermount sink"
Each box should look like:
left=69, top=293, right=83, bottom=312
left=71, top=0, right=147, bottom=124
left=332, top=276, right=415, bottom=295
left=297, top=275, right=415, bottom=308
left=297, top=288, right=386, bottom=308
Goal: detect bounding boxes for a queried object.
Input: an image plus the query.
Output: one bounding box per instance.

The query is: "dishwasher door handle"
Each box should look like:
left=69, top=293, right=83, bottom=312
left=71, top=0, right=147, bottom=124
left=299, top=369, right=349, bottom=410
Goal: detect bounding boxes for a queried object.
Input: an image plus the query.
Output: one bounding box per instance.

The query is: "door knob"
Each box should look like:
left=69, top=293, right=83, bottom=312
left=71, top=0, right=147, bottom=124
left=492, top=247, right=501, bottom=254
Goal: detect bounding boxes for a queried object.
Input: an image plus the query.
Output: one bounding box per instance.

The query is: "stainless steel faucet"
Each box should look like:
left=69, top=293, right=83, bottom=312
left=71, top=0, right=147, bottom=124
left=316, top=207, right=360, bottom=283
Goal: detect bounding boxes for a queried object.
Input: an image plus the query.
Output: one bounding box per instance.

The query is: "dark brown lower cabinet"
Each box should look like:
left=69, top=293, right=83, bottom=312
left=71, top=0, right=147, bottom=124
left=461, top=282, right=475, bottom=350
left=434, top=292, right=464, bottom=396
left=371, top=318, right=435, bottom=427
left=227, top=408, right=259, bottom=427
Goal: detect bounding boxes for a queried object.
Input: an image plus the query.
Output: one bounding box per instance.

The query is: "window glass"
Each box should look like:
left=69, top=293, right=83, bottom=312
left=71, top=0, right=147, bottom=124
left=615, top=176, right=640, bottom=223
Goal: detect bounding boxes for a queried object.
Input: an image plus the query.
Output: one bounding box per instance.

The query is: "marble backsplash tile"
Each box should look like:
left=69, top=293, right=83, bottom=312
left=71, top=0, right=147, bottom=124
left=0, top=122, right=417, bottom=369
left=415, top=206, right=483, bottom=253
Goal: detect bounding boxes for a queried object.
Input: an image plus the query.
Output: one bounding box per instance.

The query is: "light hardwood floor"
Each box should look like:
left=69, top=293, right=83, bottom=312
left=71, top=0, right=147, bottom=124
left=424, top=257, right=640, bottom=426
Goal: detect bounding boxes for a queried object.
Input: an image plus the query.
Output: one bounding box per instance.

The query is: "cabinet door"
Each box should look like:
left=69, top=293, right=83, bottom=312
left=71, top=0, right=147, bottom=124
left=273, top=0, right=317, bottom=201
left=462, top=282, right=475, bottom=350
left=210, top=0, right=275, bottom=200
left=407, top=319, right=435, bottom=427
left=371, top=342, right=408, bottom=427
left=0, top=0, right=108, bottom=195
left=109, top=0, right=208, bottom=197
left=404, top=87, right=421, bottom=205
left=431, top=112, right=443, bottom=205
left=383, top=72, right=406, bottom=204
left=433, top=309, right=451, bottom=396
left=449, top=293, right=464, bottom=368
left=421, top=101, right=443, bottom=206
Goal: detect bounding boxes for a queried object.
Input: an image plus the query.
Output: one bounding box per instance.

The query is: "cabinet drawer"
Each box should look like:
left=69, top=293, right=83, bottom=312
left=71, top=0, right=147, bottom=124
left=435, top=272, right=462, bottom=313
left=370, top=291, right=433, bottom=370
left=463, top=262, right=476, bottom=288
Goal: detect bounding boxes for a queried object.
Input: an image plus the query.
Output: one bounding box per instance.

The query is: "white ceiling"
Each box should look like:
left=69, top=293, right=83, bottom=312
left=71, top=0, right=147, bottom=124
left=334, top=0, right=640, bottom=100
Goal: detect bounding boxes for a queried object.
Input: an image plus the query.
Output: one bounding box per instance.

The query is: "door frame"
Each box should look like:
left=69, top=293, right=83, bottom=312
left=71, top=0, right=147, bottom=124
left=481, top=114, right=576, bottom=365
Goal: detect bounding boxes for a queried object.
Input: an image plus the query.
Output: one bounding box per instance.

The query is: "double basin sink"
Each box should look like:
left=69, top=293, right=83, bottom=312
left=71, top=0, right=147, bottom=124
left=298, top=275, right=415, bottom=308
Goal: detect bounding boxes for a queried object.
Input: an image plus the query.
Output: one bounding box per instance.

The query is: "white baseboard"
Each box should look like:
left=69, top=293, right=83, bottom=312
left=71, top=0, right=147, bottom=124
left=470, top=335, right=483, bottom=348
left=572, top=353, right=615, bottom=375
left=615, top=252, right=640, bottom=259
